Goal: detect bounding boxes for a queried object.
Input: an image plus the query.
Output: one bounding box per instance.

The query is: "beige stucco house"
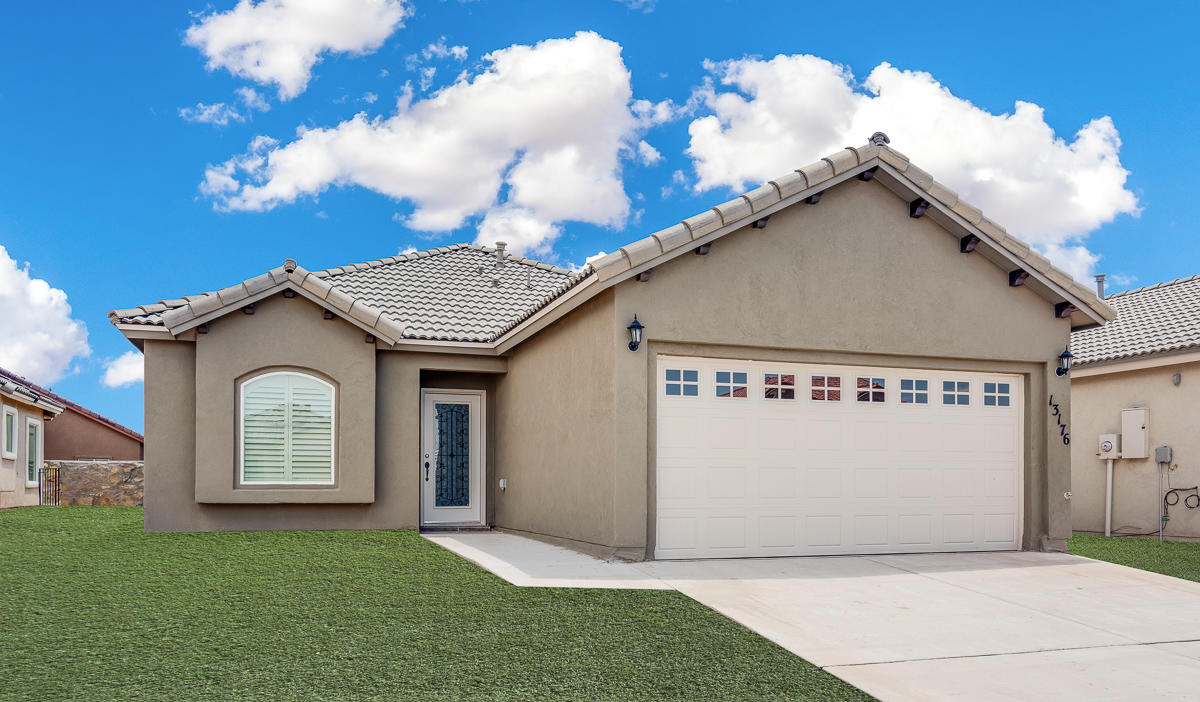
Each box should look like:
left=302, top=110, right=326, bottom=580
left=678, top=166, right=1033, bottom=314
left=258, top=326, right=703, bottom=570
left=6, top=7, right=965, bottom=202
left=110, top=134, right=1114, bottom=559
left=1070, top=275, right=1200, bottom=538
left=0, top=368, right=65, bottom=508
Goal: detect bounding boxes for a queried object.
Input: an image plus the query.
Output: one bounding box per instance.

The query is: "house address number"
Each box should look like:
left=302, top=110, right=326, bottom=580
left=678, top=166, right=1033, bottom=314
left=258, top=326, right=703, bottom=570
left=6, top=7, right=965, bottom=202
left=1048, top=395, right=1070, bottom=445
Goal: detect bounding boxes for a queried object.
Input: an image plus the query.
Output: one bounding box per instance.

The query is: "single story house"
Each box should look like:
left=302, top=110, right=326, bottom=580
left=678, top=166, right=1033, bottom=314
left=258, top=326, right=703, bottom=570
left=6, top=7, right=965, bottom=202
left=41, top=390, right=144, bottom=461
left=1070, top=274, right=1200, bottom=538
left=0, top=367, right=65, bottom=508
left=110, top=133, right=1114, bottom=559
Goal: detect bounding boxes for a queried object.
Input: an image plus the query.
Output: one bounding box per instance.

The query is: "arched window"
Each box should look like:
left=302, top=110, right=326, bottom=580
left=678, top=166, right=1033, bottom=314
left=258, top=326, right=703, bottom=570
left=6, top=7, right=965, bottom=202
left=240, top=372, right=335, bottom=484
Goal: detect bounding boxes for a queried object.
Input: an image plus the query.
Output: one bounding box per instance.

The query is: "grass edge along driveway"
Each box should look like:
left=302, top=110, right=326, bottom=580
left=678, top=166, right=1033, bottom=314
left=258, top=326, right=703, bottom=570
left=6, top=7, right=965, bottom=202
left=1068, top=532, right=1200, bottom=584
left=0, top=507, right=872, bottom=702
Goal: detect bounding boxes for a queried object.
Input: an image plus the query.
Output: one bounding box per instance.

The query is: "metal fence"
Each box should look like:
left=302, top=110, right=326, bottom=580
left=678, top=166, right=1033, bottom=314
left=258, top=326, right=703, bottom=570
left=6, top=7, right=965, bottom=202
left=38, top=465, right=60, bottom=506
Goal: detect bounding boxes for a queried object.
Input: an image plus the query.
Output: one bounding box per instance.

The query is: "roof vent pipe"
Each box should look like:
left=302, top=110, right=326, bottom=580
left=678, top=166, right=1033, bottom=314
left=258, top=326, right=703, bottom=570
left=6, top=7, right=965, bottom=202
left=1095, top=273, right=1106, bottom=298
left=495, top=241, right=507, bottom=265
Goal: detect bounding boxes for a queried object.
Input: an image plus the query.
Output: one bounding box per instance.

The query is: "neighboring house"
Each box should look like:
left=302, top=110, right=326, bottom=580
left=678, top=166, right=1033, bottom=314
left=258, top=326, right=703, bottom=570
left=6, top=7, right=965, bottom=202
left=0, top=369, right=65, bottom=508
left=109, top=134, right=1114, bottom=560
left=43, top=394, right=144, bottom=461
left=1070, top=275, right=1200, bottom=538
left=0, top=367, right=144, bottom=461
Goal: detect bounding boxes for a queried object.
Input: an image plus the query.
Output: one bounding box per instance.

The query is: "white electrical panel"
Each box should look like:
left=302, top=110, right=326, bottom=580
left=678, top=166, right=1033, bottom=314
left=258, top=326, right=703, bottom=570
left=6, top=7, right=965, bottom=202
left=1120, top=407, right=1148, bottom=459
left=1097, top=433, right=1119, bottom=459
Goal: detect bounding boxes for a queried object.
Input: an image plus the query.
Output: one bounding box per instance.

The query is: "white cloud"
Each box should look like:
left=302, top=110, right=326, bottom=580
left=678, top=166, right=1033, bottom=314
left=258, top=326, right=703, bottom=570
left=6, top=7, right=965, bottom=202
left=636, top=140, right=662, bottom=165
left=398, top=244, right=417, bottom=255
left=360, top=91, right=378, bottom=104
left=476, top=206, right=563, bottom=257
left=236, top=86, right=271, bottom=112
left=1108, top=273, right=1137, bottom=289
left=616, top=0, right=656, bottom=11
left=185, top=0, right=411, bottom=100
left=202, top=32, right=648, bottom=256
left=182, top=87, right=272, bottom=126
left=1039, top=243, right=1100, bottom=285
left=422, top=37, right=468, bottom=62
left=101, top=351, right=143, bottom=388
left=179, top=102, right=244, bottom=126
left=568, top=250, right=610, bottom=272
left=0, top=246, right=89, bottom=386
left=419, top=66, right=437, bottom=91
left=686, top=55, right=1139, bottom=280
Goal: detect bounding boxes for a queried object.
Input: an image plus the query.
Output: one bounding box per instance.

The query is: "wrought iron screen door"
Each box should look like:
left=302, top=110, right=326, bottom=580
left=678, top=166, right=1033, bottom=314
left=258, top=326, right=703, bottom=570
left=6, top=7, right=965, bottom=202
left=420, top=391, right=484, bottom=526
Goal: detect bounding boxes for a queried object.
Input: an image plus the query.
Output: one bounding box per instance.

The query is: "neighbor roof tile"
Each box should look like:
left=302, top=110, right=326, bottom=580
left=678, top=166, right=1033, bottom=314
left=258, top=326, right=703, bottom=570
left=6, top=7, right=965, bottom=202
left=1071, top=276, right=1200, bottom=366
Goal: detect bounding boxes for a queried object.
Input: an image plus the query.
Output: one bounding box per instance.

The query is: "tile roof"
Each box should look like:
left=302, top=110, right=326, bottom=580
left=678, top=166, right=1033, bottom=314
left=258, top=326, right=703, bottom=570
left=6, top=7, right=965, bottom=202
left=0, top=367, right=142, bottom=439
left=0, top=366, right=66, bottom=415
left=1070, top=275, right=1200, bottom=367
left=110, top=134, right=1115, bottom=348
left=315, top=245, right=586, bottom=342
left=110, top=244, right=590, bottom=343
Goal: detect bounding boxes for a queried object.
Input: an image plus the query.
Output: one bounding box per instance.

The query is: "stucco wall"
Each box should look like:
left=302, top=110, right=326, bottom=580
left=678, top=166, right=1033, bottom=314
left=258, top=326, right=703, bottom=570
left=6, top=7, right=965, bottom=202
left=142, top=298, right=506, bottom=532
left=0, top=397, right=50, bottom=509
left=605, top=179, right=1071, bottom=555
left=45, top=409, right=142, bottom=461
left=1071, top=359, right=1200, bottom=537
left=488, top=180, right=1070, bottom=557
left=493, top=291, right=619, bottom=552
left=194, top=294, right=376, bottom=503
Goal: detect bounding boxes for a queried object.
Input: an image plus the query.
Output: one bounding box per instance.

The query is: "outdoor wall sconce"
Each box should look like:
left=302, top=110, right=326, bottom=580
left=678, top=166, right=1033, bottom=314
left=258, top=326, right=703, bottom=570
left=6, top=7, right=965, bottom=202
left=627, top=315, right=644, bottom=352
left=1056, top=346, right=1073, bottom=376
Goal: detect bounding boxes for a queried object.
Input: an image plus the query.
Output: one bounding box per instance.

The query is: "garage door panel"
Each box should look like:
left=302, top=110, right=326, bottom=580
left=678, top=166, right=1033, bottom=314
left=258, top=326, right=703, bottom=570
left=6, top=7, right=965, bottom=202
left=655, top=357, right=1021, bottom=559
left=804, top=467, right=844, bottom=498
left=983, top=514, right=1018, bottom=543
left=758, top=516, right=798, bottom=548
left=758, top=466, right=798, bottom=498
left=805, top=515, right=843, bottom=547
left=854, top=515, right=889, bottom=546
left=804, top=419, right=844, bottom=451
left=854, top=469, right=889, bottom=498
left=707, top=466, right=747, bottom=499
left=897, top=514, right=933, bottom=545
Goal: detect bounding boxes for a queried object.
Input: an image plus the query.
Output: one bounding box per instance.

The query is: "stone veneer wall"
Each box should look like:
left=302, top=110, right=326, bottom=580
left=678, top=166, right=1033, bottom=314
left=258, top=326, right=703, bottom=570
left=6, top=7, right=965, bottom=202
left=48, top=460, right=144, bottom=506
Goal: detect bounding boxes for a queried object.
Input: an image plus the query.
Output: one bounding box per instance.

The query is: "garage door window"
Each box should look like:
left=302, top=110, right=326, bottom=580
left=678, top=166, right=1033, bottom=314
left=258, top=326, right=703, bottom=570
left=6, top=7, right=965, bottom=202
left=856, top=377, right=886, bottom=403
left=715, top=371, right=748, bottom=398
left=899, top=379, right=929, bottom=404
left=664, top=369, right=699, bottom=397
left=811, top=375, right=842, bottom=401
left=764, top=373, right=796, bottom=400
left=984, top=382, right=1012, bottom=407
left=943, top=381, right=970, bottom=406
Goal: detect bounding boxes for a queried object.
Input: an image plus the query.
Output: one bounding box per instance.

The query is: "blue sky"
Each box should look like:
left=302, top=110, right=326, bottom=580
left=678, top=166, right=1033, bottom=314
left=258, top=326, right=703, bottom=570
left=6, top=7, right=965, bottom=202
left=1, top=0, right=1195, bottom=433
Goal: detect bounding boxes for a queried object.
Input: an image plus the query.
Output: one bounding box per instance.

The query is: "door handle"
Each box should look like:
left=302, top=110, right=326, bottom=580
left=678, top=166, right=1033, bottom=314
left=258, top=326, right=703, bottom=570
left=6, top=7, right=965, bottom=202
left=424, top=461, right=430, bottom=480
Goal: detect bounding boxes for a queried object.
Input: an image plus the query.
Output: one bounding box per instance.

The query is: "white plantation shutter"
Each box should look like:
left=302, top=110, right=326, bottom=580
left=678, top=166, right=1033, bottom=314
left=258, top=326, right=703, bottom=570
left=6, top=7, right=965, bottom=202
left=241, top=373, right=334, bottom=483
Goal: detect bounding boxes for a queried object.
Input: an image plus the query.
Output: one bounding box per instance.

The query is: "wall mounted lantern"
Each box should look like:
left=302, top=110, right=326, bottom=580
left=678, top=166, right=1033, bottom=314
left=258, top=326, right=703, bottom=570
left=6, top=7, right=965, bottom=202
left=1056, top=346, right=1073, bottom=376
left=627, top=315, right=645, bottom=352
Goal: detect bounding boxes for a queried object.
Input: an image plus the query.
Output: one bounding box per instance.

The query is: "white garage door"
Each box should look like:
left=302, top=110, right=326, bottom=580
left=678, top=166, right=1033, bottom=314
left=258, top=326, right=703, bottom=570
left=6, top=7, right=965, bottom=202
left=655, top=356, right=1022, bottom=559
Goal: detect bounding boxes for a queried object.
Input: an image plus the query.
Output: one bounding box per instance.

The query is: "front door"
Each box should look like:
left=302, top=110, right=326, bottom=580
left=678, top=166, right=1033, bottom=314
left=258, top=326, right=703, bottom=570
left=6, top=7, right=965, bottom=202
left=420, top=391, right=484, bottom=526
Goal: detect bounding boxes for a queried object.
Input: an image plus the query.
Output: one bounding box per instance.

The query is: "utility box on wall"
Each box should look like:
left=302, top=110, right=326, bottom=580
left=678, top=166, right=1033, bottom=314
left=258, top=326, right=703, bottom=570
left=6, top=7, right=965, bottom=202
left=1120, top=407, right=1149, bottom=459
left=1097, top=433, right=1119, bottom=459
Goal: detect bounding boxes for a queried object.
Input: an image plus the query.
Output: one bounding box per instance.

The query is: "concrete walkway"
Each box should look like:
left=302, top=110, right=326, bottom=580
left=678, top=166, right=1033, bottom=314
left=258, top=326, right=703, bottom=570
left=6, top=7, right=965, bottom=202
left=426, top=532, right=1200, bottom=701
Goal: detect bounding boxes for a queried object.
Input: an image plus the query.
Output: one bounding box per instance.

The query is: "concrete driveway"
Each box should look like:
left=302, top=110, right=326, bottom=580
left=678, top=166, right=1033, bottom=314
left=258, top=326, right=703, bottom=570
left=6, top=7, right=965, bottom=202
left=428, top=533, right=1200, bottom=701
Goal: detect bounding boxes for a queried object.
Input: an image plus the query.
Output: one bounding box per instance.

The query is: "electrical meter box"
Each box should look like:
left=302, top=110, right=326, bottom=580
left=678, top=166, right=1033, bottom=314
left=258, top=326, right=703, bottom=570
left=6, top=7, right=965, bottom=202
left=1097, top=434, right=1119, bottom=459
left=1120, top=407, right=1149, bottom=459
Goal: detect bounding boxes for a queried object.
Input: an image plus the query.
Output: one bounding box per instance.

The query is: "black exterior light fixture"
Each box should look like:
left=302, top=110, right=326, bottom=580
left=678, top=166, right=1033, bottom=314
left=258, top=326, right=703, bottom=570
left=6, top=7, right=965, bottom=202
left=627, top=315, right=645, bottom=352
left=1056, top=346, right=1073, bottom=376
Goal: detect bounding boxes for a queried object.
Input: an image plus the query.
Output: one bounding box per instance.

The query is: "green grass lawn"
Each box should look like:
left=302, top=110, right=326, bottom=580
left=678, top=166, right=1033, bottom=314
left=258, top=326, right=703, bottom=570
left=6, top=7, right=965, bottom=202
left=0, top=507, right=869, bottom=702
left=1068, top=533, right=1200, bottom=583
